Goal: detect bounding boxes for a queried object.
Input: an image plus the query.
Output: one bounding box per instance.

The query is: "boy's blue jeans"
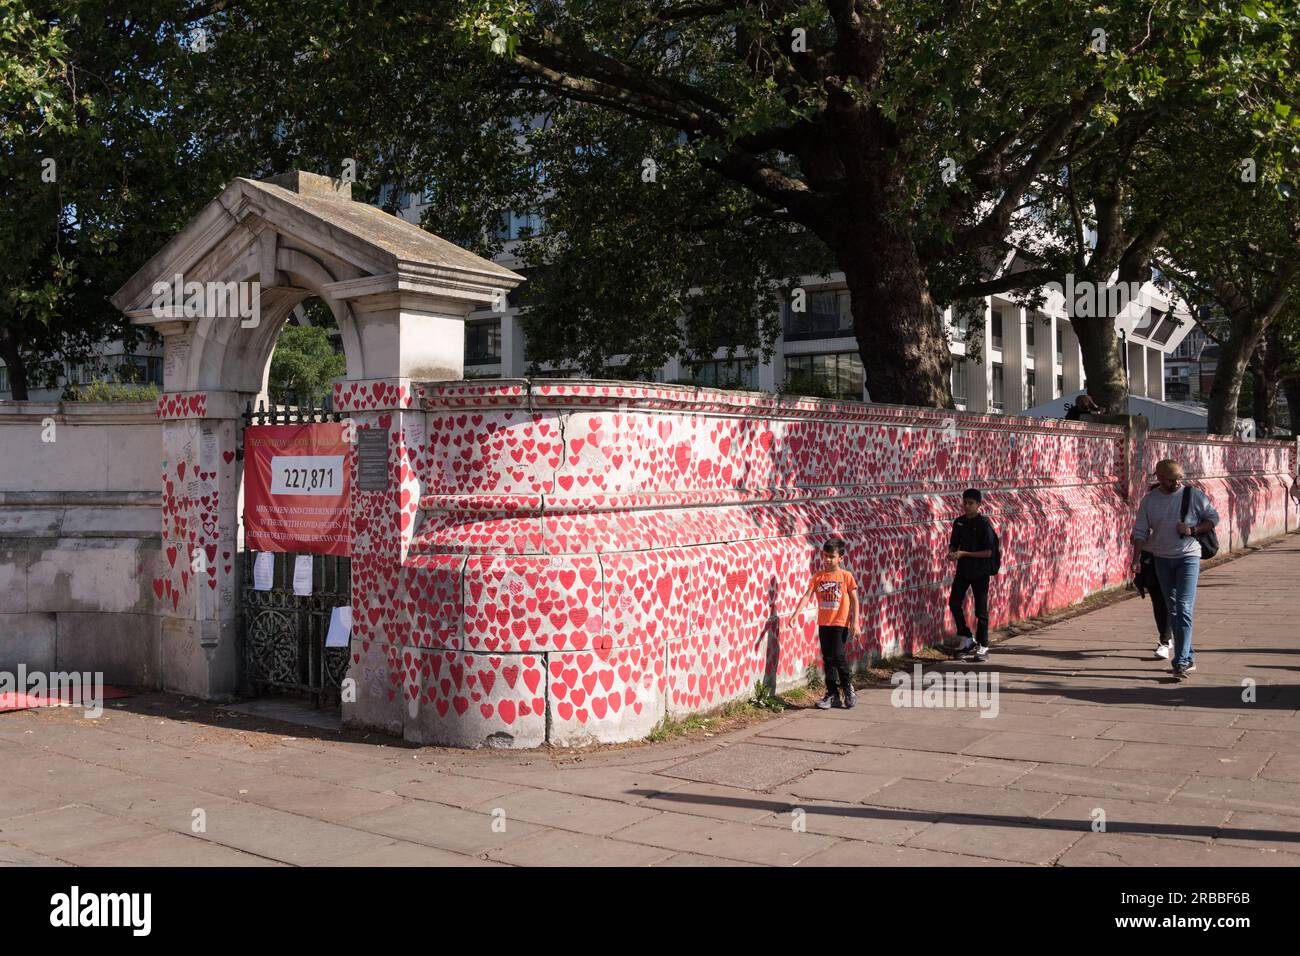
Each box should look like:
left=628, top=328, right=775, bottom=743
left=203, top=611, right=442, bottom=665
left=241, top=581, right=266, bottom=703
left=1152, top=554, right=1200, bottom=668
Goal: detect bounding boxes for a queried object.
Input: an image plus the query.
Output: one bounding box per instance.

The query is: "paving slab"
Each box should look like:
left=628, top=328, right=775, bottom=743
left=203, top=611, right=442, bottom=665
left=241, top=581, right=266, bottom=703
left=345, top=799, right=545, bottom=856
left=1215, top=812, right=1300, bottom=854
left=864, top=777, right=1065, bottom=820
left=612, top=811, right=837, bottom=866
left=775, top=770, right=899, bottom=804
left=905, top=816, right=1086, bottom=864
left=468, top=787, right=661, bottom=835
left=752, top=801, right=942, bottom=845
left=1170, top=777, right=1300, bottom=816
left=1058, top=832, right=1298, bottom=866
left=1099, top=741, right=1273, bottom=779
left=798, top=841, right=1029, bottom=866
left=1010, top=765, right=1191, bottom=802
left=66, top=830, right=279, bottom=866
left=820, top=745, right=974, bottom=780
left=488, top=828, right=676, bottom=866
left=661, top=742, right=834, bottom=790
left=1037, top=795, right=1230, bottom=844
left=962, top=731, right=1124, bottom=766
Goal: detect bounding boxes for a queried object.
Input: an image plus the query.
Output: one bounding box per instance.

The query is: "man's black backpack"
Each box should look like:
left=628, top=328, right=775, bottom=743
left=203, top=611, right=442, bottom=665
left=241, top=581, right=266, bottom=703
left=1180, top=486, right=1220, bottom=559
left=984, top=517, right=1002, bottom=576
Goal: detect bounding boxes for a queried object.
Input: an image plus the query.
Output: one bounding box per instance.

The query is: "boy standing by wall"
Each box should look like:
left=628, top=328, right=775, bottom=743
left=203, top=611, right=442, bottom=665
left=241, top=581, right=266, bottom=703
left=948, top=489, right=996, bottom=661
left=792, top=538, right=861, bottom=709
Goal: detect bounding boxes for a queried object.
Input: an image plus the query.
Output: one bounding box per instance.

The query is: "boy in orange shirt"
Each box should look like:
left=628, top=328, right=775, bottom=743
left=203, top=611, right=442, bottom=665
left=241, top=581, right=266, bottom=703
left=791, top=538, right=861, bottom=708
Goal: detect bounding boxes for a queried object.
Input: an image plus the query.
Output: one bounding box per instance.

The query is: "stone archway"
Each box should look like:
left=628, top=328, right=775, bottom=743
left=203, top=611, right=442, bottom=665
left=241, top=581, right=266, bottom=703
left=112, top=171, right=521, bottom=698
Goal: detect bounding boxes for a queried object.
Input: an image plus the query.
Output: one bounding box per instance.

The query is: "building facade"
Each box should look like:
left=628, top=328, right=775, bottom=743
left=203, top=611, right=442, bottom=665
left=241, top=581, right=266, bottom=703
left=390, top=189, right=1189, bottom=411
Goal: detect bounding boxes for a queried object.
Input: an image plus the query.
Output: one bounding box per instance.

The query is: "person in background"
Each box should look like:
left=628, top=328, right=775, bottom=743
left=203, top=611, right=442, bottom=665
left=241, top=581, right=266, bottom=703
left=948, top=489, right=997, bottom=661
left=1134, top=500, right=1173, bottom=659
left=1065, top=393, right=1102, bottom=420
left=1130, top=459, right=1220, bottom=680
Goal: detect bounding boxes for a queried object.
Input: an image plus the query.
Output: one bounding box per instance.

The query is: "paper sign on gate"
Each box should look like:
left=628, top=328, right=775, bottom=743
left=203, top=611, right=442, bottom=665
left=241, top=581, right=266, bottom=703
left=325, top=606, right=352, bottom=648
left=292, top=555, right=314, bottom=596
left=252, top=552, right=274, bottom=591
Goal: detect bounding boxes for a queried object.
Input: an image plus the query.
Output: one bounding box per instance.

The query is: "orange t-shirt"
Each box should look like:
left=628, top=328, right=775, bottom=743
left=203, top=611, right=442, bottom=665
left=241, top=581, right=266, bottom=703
left=811, top=569, right=858, bottom=627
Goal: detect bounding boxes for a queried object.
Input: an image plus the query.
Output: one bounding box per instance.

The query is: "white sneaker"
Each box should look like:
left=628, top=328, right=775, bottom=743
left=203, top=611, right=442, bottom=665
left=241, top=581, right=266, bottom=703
left=1155, top=643, right=1171, bottom=660
left=970, top=645, right=989, bottom=661
left=953, top=636, right=976, bottom=654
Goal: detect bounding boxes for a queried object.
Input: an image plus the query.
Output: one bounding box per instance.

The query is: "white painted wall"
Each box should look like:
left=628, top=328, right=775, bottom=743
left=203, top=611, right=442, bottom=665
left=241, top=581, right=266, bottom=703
left=0, top=402, right=160, bottom=493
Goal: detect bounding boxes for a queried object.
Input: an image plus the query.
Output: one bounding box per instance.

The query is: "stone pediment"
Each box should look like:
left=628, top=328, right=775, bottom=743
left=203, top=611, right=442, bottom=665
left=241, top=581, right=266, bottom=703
left=110, top=172, right=523, bottom=391
left=111, top=172, right=522, bottom=319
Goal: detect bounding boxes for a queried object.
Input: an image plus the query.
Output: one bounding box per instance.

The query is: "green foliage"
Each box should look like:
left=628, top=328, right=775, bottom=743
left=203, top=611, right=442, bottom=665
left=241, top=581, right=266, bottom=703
left=0, top=3, right=229, bottom=398
left=268, top=325, right=346, bottom=405
left=750, top=680, right=786, bottom=713
left=805, top=663, right=824, bottom=691
left=779, top=371, right=838, bottom=401
left=62, top=380, right=160, bottom=402
left=9, top=1, right=1300, bottom=414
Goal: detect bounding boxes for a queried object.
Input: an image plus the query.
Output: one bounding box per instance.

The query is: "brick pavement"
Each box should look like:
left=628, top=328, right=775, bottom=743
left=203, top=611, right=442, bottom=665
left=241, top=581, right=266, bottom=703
left=3, top=535, right=1299, bottom=867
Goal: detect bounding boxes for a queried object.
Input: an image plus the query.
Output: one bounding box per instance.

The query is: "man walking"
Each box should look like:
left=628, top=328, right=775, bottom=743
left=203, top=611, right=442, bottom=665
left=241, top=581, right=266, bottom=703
left=948, top=489, right=997, bottom=661
left=1130, top=459, right=1220, bottom=680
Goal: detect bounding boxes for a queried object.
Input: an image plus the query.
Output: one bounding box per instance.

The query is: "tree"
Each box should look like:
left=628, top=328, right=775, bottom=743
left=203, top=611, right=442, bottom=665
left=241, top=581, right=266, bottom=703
left=268, top=323, right=346, bottom=405
left=193, top=0, right=1251, bottom=407
left=1156, top=128, right=1300, bottom=435
left=451, top=1, right=1300, bottom=408
left=0, top=2, right=227, bottom=400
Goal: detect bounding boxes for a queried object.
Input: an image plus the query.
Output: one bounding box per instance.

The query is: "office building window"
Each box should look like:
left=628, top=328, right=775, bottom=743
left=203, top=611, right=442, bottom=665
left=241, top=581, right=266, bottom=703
left=784, top=352, right=865, bottom=400
left=1056, top=336, right=1064, bottom=365
left=109, top=355, right=163, bottom=386
left=991, top=310, right=1004, bottom=350
left=783, top=289, right=853, bottom=341
left=465, top=320, right=502, bottom=366
left=1025, top=369, right=1036, bottom=408
left=492, top=210, right=544, bottom=241
left=991, top=363, right=1005, bottom=412
left=951, top=357, right=969, bottom=407
left=0, top=365, right=8, bottom=392
left=687, top=359, right=757, bottom=390
left=1056, top=373, right=1064, bottom=396
left=1025, top=314, right=1035, bottom=348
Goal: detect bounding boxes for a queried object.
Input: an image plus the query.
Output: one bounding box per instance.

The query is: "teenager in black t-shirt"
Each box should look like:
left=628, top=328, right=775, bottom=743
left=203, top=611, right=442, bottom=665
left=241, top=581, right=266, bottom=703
left=948, top=488, right=996, bottom=660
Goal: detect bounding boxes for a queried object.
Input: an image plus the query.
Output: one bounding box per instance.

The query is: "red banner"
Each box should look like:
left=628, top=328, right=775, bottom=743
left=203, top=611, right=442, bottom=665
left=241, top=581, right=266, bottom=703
left=243, top=424, right=351, bottom=556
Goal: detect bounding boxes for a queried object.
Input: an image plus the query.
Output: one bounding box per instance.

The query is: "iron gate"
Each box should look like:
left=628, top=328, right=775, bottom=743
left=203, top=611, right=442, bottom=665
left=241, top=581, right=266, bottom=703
left=239, top=399, right=351, bottom=705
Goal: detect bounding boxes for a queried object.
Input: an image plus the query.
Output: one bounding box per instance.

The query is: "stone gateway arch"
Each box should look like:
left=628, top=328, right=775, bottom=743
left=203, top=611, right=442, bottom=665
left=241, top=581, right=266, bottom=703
left=111, top=171, right=522, bottom=704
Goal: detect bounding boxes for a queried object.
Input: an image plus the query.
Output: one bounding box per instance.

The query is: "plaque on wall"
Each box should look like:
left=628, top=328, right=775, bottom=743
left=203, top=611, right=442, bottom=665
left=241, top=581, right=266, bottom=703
left=356, top=427, right=390, bottom=491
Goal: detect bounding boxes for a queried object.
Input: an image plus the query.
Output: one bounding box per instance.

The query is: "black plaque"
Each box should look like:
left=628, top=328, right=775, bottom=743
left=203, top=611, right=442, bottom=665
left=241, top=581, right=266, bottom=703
left=356, top=428, right=390, bottom=491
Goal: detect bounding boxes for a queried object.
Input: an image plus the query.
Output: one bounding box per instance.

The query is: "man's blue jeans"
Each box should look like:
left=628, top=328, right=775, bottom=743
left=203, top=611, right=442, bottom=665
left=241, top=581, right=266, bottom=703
left=1152, top=554, right=1200, bottom=668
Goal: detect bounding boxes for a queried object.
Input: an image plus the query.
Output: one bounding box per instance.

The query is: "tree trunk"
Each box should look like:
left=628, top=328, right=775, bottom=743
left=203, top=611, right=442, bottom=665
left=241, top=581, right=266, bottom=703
left=1206, top=331, right=1254, bottom=435
left=1070, top=316, right=1127, bottom=413
left=1256, top=327, right=1282, bottom=437
left=1282, top=375, right=1300, bottom=435
left=0, top=330, right=30, bottom=401
left=838, top=225, right=953, bottom=408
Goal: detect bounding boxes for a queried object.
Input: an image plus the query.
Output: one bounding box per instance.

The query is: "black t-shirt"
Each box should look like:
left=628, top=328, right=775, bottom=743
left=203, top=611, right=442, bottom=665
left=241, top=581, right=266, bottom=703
left=950, top=514, right=995, bottom=579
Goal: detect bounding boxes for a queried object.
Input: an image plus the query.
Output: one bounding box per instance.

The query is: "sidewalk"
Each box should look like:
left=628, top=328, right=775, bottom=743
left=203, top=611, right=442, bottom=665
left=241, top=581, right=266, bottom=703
left=3, top=535, right=1299, bottom=867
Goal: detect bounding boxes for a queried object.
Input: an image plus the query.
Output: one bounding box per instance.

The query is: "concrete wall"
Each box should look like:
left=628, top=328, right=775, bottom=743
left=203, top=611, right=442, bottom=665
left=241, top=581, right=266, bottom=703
left=0, top=403, right=165, bottom=685
left=337, top=378, right=1299, bottom=749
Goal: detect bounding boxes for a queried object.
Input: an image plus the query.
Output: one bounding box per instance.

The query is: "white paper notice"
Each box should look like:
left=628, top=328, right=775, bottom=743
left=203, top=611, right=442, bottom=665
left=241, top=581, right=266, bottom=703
left=325, top=606, right=352, bottom=648
left=293, top=555, right=314, bottom=596
left=252, top=552, right=274, bottom=591
left=201, top=430, right=218, bottom=468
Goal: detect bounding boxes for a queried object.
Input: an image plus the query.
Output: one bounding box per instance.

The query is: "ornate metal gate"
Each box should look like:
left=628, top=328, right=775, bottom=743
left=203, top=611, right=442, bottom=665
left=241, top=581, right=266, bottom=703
left=239, top=399, right=351, bottom=705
